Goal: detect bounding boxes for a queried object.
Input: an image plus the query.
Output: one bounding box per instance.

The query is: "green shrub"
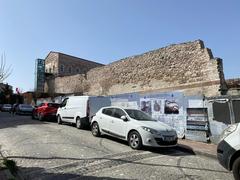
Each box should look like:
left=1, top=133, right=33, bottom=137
left=3, top=158, right=17, bottom=175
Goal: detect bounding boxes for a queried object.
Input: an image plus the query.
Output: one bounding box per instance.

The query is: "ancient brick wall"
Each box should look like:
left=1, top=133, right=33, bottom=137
left=45, top=74, right=87, bottom=94
left=86, top=40, right=225, bottom=97
left=46, top=40, right=226, bottom=97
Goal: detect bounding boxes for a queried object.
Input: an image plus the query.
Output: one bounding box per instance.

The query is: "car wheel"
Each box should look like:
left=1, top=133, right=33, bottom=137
left=233, top=156, right=240, bottom=180
left=76, top=117, right=83, bottom=129
left=57, top=115, right=62, bottom=124
left=31, top=113, right=35, bottom=119
left=128, top=131, right=143, bottom=150
left=38, top=113, right=44, bottom=121
left=91, top=122, right=101, bottom=137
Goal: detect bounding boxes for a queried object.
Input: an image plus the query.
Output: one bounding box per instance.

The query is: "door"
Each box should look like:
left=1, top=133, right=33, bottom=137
left=108, top=108, right=128, bottom=139
left=99, top=108, right=114, bottom=134
left=89, top=97, right=111, bottom=119
left=59, top=98, right=69, bottom=122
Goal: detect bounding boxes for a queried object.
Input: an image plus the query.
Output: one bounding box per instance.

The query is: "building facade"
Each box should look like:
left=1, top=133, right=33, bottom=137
left=34, top=59, right=45, bottom=92
left=44, top=52, right=104, bottom=77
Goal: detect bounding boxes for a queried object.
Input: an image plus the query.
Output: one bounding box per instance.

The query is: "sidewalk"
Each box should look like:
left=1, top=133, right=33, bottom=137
left=177, top=139, right=217, bottom=159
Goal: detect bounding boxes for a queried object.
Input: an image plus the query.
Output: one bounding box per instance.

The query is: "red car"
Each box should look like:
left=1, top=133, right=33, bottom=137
left=32, top=103, right=60, bottom=121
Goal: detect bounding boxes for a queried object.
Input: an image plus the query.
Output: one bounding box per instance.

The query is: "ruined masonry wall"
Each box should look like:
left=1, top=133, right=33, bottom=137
left=52, top=40, right=224, bottom=97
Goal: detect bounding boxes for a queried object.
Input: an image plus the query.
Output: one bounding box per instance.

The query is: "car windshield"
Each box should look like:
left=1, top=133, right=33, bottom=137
left=21, top=105, right=32, bottom=108
left=48, top=103, right=60, bottom=108
left=124, top=109, right=156, bottom=121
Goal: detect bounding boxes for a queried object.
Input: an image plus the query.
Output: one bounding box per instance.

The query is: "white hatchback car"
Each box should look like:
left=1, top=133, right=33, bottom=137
left=91, top=107, right=178, bottom=149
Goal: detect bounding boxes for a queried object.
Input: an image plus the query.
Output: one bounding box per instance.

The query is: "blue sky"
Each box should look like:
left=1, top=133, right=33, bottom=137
left=0, top=0, right=240, bottom=92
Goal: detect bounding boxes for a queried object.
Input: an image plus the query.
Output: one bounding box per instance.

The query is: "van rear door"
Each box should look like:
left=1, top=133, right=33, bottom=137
left=89, top=96, right=111, bottom=121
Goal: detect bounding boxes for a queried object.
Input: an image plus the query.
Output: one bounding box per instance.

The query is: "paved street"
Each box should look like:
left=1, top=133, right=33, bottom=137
left=0, top=112, right=233, bottom=180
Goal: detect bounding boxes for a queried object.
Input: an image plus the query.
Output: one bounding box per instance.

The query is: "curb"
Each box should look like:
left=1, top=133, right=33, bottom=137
left=176, top=144, right=217, bottom=159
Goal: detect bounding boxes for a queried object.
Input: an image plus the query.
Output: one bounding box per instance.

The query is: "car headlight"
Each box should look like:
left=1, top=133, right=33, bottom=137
left=219, top=124, right=238, bottom=141
left=141, top=126, right=158, bottom=134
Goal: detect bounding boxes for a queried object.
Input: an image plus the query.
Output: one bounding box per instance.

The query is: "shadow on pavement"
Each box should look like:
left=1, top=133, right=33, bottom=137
left=18, top=166, right=132, bottom=180
left=14, top=154, right=230, bottom=180
left=0, top=112, right=50, bottom=129
left=98, top=134, right=196, bottom=156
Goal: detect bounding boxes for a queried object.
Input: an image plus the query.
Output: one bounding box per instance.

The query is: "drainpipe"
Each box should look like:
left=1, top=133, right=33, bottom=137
left=228, top=98, right=235, bottom=124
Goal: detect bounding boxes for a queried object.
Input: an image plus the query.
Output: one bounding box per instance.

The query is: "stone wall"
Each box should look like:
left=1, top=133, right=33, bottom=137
left=86, top=40, right=225, bottom=97
left=226, top=78, right=240, bottom=96
left=45, top=74, right=87, bottom=94
left=46, top=40, right=226, bottom=97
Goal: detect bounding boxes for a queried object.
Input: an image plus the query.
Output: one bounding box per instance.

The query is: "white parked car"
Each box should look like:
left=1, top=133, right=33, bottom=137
left=217, top=123, right=240, bottom=179
left=57, top=96, right=110, bottom=129
left=91, top=107, right=178, bottom=149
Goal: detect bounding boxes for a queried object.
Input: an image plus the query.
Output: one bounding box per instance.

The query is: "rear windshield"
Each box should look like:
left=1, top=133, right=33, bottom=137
left=48, top=103, right=60, bottom=108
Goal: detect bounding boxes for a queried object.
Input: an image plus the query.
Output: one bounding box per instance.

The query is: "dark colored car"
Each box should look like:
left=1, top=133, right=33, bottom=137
left=1, top=104, right=12, bottom=112
left=32, top=103, right=60, bottom=121
left=16, top=104, right=34, bottom=115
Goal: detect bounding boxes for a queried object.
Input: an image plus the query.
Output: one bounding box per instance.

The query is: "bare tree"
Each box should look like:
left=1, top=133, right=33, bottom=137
left=0, top=53, right=12, bottom=82
left=0, top=53, right=12, bottom=91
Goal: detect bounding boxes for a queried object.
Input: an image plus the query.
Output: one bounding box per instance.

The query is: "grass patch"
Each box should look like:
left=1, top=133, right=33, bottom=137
left=3, top=158, right=17, bottom=175
left=0, top=159, right=6, bottom=170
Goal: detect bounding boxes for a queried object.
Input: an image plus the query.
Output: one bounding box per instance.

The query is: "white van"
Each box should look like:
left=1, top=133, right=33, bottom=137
left=217, top=123, right=240, bottom=179
left=56, top=96, right=110, bottom=129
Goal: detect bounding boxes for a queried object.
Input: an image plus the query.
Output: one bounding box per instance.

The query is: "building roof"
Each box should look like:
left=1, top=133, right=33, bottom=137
left=45, top=51, right=104, bottom=66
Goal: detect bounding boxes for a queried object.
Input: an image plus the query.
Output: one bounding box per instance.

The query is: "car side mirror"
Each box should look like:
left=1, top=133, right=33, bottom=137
left=120, top=115, right=128, bottom=122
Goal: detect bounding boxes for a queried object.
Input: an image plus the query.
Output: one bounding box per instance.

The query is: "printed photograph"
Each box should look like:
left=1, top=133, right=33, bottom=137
left=164, top=100, right=179, bottom=114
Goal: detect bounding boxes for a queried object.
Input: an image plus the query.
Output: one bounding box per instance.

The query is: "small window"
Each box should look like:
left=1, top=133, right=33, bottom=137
left=60, top=65, right=64, bottom=72
left=61, top=98, right=68, bottom=107
left=68, top=67, right=72, bottom=73
left=113, top=108, right=126, bottom=119
left=49, top=68, right=52, bottom=73
left=76, top=68, right=80, bottom=73
left=102, top=108, right=114, bottom=116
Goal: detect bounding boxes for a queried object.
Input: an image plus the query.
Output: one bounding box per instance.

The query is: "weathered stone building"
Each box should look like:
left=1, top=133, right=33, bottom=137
left=44, top=40, right=227, bottom=97
left=44, top=52, right=103, bottom=93
left=226, top=78, right=240, bottom=96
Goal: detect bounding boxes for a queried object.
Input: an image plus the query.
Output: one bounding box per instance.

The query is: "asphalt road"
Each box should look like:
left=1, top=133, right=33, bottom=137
left=0, top=112, right=233, bottom=180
